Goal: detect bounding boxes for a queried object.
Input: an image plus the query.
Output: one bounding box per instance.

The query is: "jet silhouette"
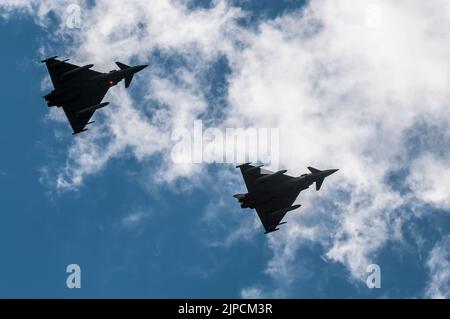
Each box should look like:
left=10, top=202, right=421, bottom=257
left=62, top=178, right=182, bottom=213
left=41, top=56, right=148, bottom=134
left=234, top=163, right=338, bottom=234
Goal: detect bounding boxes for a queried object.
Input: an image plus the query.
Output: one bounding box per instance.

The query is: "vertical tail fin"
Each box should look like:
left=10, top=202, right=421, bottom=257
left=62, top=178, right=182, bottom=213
left=115, top=62, right=130, bottom=70
left=307, top=166, right=321, bottom=174
left=115, top=62, right=133, bottom=88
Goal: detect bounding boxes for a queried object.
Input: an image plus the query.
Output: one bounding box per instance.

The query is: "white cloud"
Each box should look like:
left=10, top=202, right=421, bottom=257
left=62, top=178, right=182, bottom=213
left=25, top=0, right=244, bottom=189
left=121, top=210, right=150, bottom=228
left=227, top=0, right=450, bottom=291
left=240, top=287, right=264, bottom=299
left=425, top=236, right=450, bottom=298
left=407, top=155, right=450, bottom=210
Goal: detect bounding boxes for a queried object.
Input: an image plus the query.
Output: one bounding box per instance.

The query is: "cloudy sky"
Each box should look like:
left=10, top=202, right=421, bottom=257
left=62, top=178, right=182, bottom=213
left=0, top=0, right=449, bottom=298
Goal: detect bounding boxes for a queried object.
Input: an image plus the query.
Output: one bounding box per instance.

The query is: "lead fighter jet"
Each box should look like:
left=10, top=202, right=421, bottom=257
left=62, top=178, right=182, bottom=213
left=41, top=56, right=148, bottom=134
left=234, top=163, right=338, bottom=234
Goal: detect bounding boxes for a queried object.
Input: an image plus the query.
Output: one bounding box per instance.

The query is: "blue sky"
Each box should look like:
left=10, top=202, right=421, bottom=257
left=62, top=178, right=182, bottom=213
left=1, top=0, right=450, bottom=298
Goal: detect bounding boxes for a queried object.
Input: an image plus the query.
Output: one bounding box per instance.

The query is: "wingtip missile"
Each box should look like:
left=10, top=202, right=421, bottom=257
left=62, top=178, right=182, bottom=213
left=256, top=169, right=288, bottom=184
left=264, top=228, right=280, bottom=234
left=236, top=162, right=252, bottom=168
left=49, top=58, right=69, bottom=68
left=72, top=128, right=88, bottom=135
left=246, top=164, right=264, bottom=172
left=41, top=56, right=58, bottom=63
left=61, top=64, right=95, bottom=80
left=269, top=204, right=301, bottom=217
left=76, top=102, right=109, bottom=115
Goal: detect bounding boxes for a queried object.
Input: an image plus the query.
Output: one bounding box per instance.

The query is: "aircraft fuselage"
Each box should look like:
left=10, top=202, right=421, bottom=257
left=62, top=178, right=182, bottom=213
left=238, top=169, right=338, bottom=209
left=44, top=65, right=148, bottom=107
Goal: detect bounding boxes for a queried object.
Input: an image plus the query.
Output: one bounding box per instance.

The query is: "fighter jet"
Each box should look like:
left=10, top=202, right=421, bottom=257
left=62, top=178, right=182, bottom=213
left=234, top=163, right=338, bottom=234
left=41, top=56, right=148, bottom=134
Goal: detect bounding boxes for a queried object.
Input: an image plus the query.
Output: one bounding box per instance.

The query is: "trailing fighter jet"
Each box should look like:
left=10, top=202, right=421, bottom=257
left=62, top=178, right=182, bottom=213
left=234, top=163, right=338, bottom=234
left=41, top=56, right=148, bottom=134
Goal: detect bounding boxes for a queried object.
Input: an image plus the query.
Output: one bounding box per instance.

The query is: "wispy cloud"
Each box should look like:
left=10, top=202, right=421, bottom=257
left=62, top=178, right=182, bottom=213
left=226, top=0, right=450, bottom=294
left=121, top=210, right=150, bottom=228
left=407, top=154, right=450, bottom=210
left=425, top=236, right=450, bottom=298
left=24, top=0, right=245, bottom=190
left=240, top=287, right=264, bottom=299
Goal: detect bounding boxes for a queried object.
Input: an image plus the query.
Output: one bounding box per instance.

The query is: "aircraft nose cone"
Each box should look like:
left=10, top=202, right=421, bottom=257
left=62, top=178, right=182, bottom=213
left=135, top=64, right=148, bottom=72
left=326, top=169, right=339, bottom=176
